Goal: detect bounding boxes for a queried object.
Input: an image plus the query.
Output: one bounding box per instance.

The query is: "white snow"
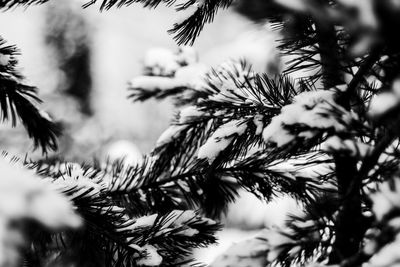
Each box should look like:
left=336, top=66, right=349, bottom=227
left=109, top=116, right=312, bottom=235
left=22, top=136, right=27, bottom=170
left=292, top=219, right=315, bottom=229
left=130, top=76, right=184, bottom=91
left=0, top=159, right=82, bottom=267
left=176, top=46, right=198, bottom=65
left=170, top=210, right=198, bottom=225
left=177, top=228, right=199, bottom=236
left=173, top=0, right=204, bottom=25
left=208, top=226, right=297, bottom=267
left=321, top=136, right=371, bottom=158
left=136, top=245, right=163, bottom=266
left=161, top=210, right=214, bottom=237
left=156, top=125, right=188, bottom=146
left=131, top=214, right=158, bottom=229
left=265, top=227, right=296, bottom=262
left=38, top=110, right=53, bottom=122
left=179, top=106, right=204, bottom=124
left=0, top=53, right=11, bottom=66
left=0, top=159, right=81, bottom=228
left=174, top=63, right=208, bottom=90
left=253, top=115, right=264, bottom=135
left=274, top=0, right=308, bottom=12
left=368, top=92, right=400, bottom=119
left=392, top=79, right=400, bottom=97
left=130, top=64, right=208, bottom=95
left=224, top=191, right=300, bottom=229
left=206, top=61, right=254, bottom=104
left=131, top=46, right=208, bottom=96
left=370, top=179, right=400, bottom=221
left=125, top=211, right=213, bottom=266
left=198, top=119, right=248, bottom=162
left=263, top=90, right=352, bottom=147
left=28, top=189, right=82, bottom=229
left=176, top=179, right=191, bottom=192
left=366, top=233, right=400, bottom=267
left=144, top=47, right=180, bottom=76
left=368, top=78, right=400, bottom=119
left=262, top=127, right=295, bottom=147
left=51, top=164, right=104, bottom=200
left=0, top=218, right=23, bottom=267
left=208, top=231, right=269, bottom=267
left=104, top=139, right=143, bottom=166
left=267, top=153, right=333, bottom=181
left=198, top=137, right=233, bottom=162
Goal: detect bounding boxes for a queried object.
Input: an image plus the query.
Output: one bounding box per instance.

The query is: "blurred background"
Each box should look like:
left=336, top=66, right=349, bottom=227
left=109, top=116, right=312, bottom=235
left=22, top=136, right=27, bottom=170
left=0, top=1, right=295, bottom=263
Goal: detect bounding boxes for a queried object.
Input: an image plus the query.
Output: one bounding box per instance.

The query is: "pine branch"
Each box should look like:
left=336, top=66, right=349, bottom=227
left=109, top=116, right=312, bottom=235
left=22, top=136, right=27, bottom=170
left=152, top=62, right=298, bottom=170
left=105, top=146, right=336, bottom=217
left=279, top=16, right=323, bottom=85
left=271, top=203, right=336, bottom=266
left=129, top=85, right=190, bottom=102
left=127, top=61, right=340, bottom=218
left=347, top=49, right=382, bottom=95
left=2, top=0, right=233, bottom=46
left=0, top=0, right=176, bottom=10
left=168, top=0, right=234, bottom=45
left=0, top=37, right=60, bottom=152
left=24, top=159, right=221, bottom=267
left=0, top=0, right=48, bottom=9
left=83, top=0, right=176, bottom=9
left=235, top=0, right=286, bottom=22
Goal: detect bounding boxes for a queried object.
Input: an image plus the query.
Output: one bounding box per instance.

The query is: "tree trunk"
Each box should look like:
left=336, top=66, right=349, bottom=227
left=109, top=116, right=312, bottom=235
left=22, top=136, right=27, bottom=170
left=315, top=19, right=365, bottom=264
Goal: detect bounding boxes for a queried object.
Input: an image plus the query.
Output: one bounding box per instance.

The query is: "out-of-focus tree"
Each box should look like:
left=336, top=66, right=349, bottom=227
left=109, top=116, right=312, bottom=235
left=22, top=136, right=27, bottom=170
left=45, top=0, right=93, bottom=116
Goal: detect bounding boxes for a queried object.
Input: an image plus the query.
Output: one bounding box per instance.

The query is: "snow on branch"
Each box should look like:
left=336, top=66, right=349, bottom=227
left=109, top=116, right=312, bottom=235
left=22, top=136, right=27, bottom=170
left=129, top=47, right=207, bottom=104
left=262, top=89, right=356, bottom=147
left=152, top=61, right=297, bottom=166
left=197, top=118, right=248, bottom=162
left=321, top=136, right=372, bottom=160
left=209, top=191, right=337, bottom=267
left=358, top=178, right=400, bottom=267
left=0, top=158, right=81, bottom=267
left=128, top=59, right=339, bottom=216
left=99, top=141, right=333, bottom=219
left=10, top=157, right=219, bottom=267
left=368, top=78, right=400, bottom=121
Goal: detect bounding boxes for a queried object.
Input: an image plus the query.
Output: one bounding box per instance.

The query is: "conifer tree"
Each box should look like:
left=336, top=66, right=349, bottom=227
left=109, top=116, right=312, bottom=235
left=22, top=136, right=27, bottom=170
left=2, top=1, right=400, bottom=267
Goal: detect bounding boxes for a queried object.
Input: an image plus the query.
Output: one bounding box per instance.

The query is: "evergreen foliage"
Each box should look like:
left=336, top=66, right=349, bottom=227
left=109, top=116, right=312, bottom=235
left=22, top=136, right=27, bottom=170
left=0, top=37, right=60, bottom=152
left=3, top=0, right=400, bottom=267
